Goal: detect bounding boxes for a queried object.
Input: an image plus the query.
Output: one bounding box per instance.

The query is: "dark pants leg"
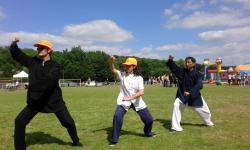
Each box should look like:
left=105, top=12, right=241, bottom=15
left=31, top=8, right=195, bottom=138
left=55, top=106, right=79, bottom=143
left=111, top=106, right=127, bottom=143
left=137, top=108, right=154, bottom=136
left=14, top=106, right=38, bottom=150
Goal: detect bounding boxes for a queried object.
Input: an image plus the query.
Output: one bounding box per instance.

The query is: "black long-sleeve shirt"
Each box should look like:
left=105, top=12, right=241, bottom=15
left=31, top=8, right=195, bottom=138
left=10, top=42, right=65, bottom=112
left=166, top=59, right=203, bottom=107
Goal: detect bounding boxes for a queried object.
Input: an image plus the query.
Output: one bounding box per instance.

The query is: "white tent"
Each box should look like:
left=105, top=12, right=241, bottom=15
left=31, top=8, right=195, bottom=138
left=11, top=71, right=28, bottom=88
left=13, top=71, right=28, bottom=78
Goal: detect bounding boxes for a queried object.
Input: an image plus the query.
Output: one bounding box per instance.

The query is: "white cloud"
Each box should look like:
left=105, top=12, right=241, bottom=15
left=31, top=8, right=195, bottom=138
left=161, top=0, right=250, bottom=65
left=0, top=19, right=134, bottom=54
left=0, top=30, right=134, bottom=56
left=183, top=0, right=205, bottom=10
left=224, top=0, right=250, bottom=9
left=81, top=45, right=132, bottom=56
left=163, top=0, right=250, bottom=29
left=189, top=41, right=250, bottom=65
left=171, top=0, right=204, bottom=11
left=164, top=9, right=172, bottom=16
left=0, top=31, right=74, bottom=49
left=134, top=52, right=162, bottom=60
left=156, top=43, right=199, bottom=51
left=208, top=0, right=219, bottom=5
left=238, top=0, right=250, bottom=9
left=63, top=20, right=133, bottom=43
left=140, top=47, right=153, bottom=54
left=166, top=11, right=250, bottom=29
left=155, top=41, right=250, bottom=65
left=199, top=27, right=250, bottom=42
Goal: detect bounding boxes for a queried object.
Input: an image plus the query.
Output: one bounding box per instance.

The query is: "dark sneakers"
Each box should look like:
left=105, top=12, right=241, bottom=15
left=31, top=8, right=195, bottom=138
left=146, top=132, right=157, bottom=138
left=108, top=133, right=156, bottom=147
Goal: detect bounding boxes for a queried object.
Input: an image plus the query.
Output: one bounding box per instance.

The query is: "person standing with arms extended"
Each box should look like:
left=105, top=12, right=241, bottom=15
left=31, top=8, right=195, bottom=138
left=166, top=55, right=214, bottom=132
left=10, top=38, right=82, bottom=150
left=108, top=56, right=155, bottom=146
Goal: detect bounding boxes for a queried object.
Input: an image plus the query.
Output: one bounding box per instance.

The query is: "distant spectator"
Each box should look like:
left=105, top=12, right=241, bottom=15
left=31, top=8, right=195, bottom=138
left=228, top=73, right=232, bottom=86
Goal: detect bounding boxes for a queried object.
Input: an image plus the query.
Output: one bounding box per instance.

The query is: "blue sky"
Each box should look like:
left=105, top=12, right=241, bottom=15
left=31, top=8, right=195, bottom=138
left=0, top=0, right=250, bottom=65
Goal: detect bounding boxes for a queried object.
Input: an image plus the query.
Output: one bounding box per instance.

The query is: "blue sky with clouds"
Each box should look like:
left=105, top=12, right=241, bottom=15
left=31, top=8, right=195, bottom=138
left=0, top=0, right=250, bottom=65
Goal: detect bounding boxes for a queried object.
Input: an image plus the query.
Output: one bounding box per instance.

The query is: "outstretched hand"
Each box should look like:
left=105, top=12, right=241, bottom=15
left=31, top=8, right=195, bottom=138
left=12, top=37, right=20, bottom=43
left=168, top=55, right=174, bottom=60
left=110, top=55, right=116, bottom=62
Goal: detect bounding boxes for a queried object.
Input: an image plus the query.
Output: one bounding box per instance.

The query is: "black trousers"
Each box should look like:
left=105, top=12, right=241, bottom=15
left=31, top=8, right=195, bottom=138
left=14, top=106, right=79, bottom=150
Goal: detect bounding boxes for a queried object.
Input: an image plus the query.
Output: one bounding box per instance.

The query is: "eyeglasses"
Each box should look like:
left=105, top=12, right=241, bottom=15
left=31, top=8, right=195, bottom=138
left=37, top=46, right=47, bottom=51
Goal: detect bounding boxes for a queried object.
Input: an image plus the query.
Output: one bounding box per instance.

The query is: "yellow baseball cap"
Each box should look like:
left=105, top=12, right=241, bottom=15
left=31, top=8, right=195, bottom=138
left=34, top=40, right=53, bottom=50
left=123, top=57, right=137, bottom=66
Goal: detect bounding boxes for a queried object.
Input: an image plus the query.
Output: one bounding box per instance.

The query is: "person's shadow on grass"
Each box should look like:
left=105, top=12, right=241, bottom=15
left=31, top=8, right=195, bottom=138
left=155, top=118, right=207, bottom=131
left=154, top=119, right=172, bottom=131
left=93, top=127, right=145, bottom=143
left=26, top=131, right=71, bottom=147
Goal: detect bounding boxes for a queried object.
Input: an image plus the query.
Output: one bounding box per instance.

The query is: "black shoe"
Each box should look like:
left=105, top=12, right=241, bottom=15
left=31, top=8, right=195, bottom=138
left=72, top=141, right=83, bottom=147
left=146, top=133, right=157, bottom=138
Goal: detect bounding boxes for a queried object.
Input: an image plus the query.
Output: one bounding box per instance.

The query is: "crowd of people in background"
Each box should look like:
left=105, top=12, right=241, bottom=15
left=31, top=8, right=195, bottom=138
left=147, top=74, right=177, bottom=87
left=228, top=72, right=249, bottom=86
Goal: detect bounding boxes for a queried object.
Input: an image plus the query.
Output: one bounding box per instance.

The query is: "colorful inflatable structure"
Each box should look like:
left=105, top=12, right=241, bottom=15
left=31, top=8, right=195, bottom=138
left=235, top=64, right=250, bottom=75
left=204, top=57, right=224, bottom=85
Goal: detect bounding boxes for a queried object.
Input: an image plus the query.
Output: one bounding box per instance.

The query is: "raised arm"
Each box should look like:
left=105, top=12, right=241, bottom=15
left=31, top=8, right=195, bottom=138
left=9, top=37, right=33, bottom=67
left=166, top=55, right=184, bottom=80
left=109, top=56, right=120, bottom=75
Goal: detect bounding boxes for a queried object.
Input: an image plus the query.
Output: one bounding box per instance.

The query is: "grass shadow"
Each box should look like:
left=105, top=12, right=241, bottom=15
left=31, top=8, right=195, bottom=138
left=181, top=122, right=207, bottom=127
left=154, top=118, right=171, bottom=131
left=93, top=127, right=145, bottom=143
left=155, top=118, right=207, bottom=131
left=92, top=127, right=112, bottom=142
left=26, top=131, right=71, bottom=147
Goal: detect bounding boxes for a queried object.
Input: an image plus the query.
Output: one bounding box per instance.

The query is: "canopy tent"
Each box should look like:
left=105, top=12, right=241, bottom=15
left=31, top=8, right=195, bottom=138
left=11, top=71, right=28, bottom=88
left=235, top=64, right=250, bottom=75
left=13, top=71, right=28, bottom=78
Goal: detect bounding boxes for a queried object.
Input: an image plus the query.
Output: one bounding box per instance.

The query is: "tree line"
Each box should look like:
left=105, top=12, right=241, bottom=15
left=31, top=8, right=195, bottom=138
left=0, top=46, right=204, bottom=81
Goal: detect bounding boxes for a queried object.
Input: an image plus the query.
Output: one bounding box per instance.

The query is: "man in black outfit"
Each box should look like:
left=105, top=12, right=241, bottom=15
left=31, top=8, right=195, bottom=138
left=166, top=55, right=214, bottom=132
left=10, top=38, right=82, bottom=150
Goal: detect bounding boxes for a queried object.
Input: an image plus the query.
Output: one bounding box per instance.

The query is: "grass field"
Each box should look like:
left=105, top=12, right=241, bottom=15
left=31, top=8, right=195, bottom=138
left=0, top=85, right=250, bottom=150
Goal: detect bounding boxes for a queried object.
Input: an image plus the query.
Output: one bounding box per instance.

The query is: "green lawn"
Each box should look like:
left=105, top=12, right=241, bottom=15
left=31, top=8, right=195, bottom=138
left=0, top=85, right=250, bottom=150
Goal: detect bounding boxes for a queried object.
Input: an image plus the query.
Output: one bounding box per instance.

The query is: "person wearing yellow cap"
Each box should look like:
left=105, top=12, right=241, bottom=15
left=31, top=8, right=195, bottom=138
left=108, top=56, right=156, bottom=146
left=9, top=38, right=82, bottom=150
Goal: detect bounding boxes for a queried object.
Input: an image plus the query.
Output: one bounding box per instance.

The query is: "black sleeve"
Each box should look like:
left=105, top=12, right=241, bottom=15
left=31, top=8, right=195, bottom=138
left=9, top=42, right=33, bottom=67
left=166, top=59, right=184, bottom=80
